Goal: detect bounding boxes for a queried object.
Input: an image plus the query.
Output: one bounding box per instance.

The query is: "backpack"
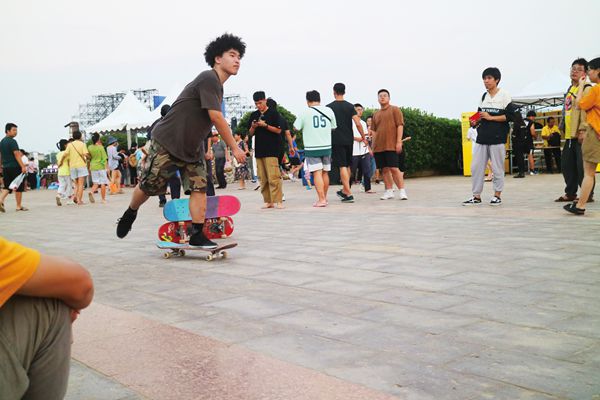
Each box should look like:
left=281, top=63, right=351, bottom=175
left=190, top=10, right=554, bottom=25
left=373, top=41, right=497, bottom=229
left=128, top=154, right=137, bottom=168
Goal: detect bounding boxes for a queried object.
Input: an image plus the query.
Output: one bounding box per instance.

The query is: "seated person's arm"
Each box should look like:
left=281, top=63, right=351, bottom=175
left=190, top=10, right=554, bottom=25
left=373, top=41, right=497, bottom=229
left=17, top=255, right=94, bottom=310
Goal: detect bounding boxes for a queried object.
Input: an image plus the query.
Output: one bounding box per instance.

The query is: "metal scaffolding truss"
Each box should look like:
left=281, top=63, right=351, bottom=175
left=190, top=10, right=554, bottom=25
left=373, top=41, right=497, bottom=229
left=223, top=94, right=253, bottom=121
left=76, top=89, right=158, bottom=128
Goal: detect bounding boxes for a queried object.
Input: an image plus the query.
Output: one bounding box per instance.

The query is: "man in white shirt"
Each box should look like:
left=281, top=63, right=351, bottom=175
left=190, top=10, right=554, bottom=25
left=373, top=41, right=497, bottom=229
left=350, top=104, right=374, bottom=193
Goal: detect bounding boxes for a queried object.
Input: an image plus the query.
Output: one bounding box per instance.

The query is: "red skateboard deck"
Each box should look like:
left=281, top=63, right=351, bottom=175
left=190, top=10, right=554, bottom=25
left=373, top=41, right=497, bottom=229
left=158, top=217, right=234, bottom=243
left=156, top=241, right=237, bottom=261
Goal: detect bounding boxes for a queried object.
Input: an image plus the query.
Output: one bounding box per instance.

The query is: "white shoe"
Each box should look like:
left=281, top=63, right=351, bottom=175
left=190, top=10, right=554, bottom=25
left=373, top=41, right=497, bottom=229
left=380, top=190, right=394, bottom=200
left=399, top=189, right=408, bottom=200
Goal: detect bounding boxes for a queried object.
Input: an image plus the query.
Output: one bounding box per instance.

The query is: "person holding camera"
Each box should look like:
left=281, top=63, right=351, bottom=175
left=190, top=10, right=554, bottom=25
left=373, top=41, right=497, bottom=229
left=248, top=91, right=283, bottom=209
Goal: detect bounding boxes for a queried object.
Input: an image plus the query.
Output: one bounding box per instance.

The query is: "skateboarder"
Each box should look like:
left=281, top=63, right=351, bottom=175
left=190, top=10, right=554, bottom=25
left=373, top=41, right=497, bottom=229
left=116, top=33, right=247, bottom=249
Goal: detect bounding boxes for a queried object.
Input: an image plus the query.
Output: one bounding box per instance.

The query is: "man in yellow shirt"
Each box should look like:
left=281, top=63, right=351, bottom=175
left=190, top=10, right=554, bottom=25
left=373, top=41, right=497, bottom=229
left=541, top=117, right=562, bottom=173
left=556, top=58, right=593, bottom=202
left=0, top=236, right=94, bottom=399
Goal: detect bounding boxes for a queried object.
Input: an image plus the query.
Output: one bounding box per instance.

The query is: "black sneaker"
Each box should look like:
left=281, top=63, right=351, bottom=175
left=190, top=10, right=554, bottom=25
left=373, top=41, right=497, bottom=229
left=462, top=197, right=482, bottom=206
left=563, top=202, right=585, bottom=215
left=341, top=195, right=354, bottom=203
left=336, top=190, right=350, bottom=200
left=490, top=196, right=502, bottom=206
left=158, top=201, right=166, bottom=208
left=513, top=174, right=525, bottom=178
left=116, top=208, right=137, bottom=238
left=189, top=231, right=218, bottom=249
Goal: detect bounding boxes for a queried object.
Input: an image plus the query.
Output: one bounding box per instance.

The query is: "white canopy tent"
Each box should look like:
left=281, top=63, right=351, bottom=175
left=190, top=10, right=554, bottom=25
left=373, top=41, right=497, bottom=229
left=511, top=70, right=571, bottom=108
left=86, top=91, right=155, bottom=148
left=149, top=84, right=184, bottom=121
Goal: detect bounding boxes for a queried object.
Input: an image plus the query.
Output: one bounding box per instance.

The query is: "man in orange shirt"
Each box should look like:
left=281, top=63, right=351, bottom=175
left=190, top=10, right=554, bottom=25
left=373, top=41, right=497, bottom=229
left=371, top=89, right=406, bottom=200
left=0, top=237, right=94, bottom=399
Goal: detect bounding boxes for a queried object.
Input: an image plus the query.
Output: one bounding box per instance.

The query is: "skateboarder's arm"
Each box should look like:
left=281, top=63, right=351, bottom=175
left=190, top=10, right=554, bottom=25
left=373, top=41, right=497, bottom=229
left=17, top=254, right=94, bottom=310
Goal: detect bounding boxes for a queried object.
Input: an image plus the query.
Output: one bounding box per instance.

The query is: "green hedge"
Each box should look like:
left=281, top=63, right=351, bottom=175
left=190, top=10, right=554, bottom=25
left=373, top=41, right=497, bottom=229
left=363, top=107, right=462, bottom=176
left=235, top=105, right=462, bottom=176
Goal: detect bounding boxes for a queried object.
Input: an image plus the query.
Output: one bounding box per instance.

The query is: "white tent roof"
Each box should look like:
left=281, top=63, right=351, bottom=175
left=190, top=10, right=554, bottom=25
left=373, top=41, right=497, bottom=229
left=86, top=91, right=154, bottom=134
left=512, top=70, right=570, bottom=107
left=149, top=84, right=184, bottom=120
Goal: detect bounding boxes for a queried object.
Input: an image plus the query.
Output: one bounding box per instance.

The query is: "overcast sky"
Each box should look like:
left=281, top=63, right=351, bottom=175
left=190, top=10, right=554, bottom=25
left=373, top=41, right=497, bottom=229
left=1, top=0, right=598, bottom=153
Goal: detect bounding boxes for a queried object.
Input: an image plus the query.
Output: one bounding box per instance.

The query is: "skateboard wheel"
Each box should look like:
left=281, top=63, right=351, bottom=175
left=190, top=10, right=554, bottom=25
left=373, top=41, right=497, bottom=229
left=178, top=250, right=186, bottom=257
left=221, top=251, right=228, bottom=259
left=163, top=252, right=171, bottom=259
left=205, top=254, right=213, bottom=261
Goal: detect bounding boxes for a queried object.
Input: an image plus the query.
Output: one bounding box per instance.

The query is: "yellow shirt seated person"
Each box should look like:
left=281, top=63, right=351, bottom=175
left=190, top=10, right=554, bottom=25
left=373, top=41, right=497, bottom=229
left=0, top=236, right=94, bottom=399
left=541, top=117, right=561, bottom=147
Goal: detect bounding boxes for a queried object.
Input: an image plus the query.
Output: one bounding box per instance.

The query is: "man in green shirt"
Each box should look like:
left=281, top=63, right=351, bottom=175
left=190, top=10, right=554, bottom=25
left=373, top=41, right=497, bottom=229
left=87, top=133, right=110, bottom=203
left=0, top=123, right=28, bottom=212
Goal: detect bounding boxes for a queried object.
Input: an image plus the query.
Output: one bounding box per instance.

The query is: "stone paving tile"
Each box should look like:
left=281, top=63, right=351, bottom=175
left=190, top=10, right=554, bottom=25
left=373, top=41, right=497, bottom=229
left=325, top=353, right=559, bottom=400
left=442, top=298, right=573, bottom=329
left=547, top=313, right=600, bottom=339
left=446, top=348, right=600, bottom=399
left=241, top=332, right=380, bottom=371
left=441, top=319, right=596, bottom=360
left=3, top=175, right=600, bottom=399
left=354, top=303, right=479, bottom=334
left=202, top=296, right=303, bottom=319
left=364, top=287, right=472, bottom=311
left=66, top=361, right=146, bottom=400
left=332, top=324, right=488, bottom=366
left=267, top=309, right=377, bottom=337
left=443, top=282, right=556, bottom=306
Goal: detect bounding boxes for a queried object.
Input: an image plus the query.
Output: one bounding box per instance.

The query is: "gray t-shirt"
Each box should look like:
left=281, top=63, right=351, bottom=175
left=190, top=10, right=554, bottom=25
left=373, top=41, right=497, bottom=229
left=152, top=70, right=223, bottom=163
left=212, top=140, right=227, bottom=159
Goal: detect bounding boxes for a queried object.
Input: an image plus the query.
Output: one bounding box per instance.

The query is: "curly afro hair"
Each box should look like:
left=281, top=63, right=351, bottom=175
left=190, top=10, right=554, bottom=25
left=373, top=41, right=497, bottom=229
left=204, top=33, right=246, bottom=67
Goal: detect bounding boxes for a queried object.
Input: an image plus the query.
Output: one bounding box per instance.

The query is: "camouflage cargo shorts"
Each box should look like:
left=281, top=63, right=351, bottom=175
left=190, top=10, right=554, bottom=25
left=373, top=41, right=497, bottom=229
left=139, top=140, right=207, bottom=196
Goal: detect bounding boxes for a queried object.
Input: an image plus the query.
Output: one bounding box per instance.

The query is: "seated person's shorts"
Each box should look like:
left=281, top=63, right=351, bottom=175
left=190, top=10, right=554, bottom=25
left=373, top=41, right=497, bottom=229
left=139, top=140, right=207, bottom=196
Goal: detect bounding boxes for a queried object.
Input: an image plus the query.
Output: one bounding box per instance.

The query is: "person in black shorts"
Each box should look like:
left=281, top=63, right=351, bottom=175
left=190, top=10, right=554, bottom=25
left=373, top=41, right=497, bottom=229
left=0, top=123, right=28, bottom=212
left=327, top=83, right=367, bottom=203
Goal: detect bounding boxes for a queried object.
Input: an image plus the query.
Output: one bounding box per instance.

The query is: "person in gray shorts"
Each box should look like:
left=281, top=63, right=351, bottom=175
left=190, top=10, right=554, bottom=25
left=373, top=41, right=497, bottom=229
left=293, top=90, right=337, bottom=207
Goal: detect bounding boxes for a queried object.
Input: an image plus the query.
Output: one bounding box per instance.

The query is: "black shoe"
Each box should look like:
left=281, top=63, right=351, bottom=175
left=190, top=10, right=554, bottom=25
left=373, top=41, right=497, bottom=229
left=563, top=203, right=585, bottom=215
left=336, top=190, right=348, bottom=200
left=158, top=201, right=166, bottom=208
left=513, top=174, right=525, bottom=178
left=189, top=232, right=218, bottom=249
left=341, top=195, right=355, bottom=203
left=116, top=208, right=137, bottom=238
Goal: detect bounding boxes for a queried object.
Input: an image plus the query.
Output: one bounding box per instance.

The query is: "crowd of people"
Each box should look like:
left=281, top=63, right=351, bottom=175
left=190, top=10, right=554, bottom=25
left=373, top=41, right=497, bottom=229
left=1, top=32, right=599, bottom=400
left=462, top=57, right=600, bottom=215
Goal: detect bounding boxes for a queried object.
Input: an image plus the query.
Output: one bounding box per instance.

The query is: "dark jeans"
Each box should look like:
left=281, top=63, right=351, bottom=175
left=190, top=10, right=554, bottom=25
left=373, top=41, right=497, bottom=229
left=543, top=148, right=561, bottom=173
left=350, top=154, right=372, bottom=192
left=206, top=159, right=215, bottom=197
left=513, top=143, right=526, bottom=176
left=27, top=172, right=37, bottom=189
left=158, top=175, right=181, bottom=204
left=215, top=157, right=226, bottom=188
left=129, top=167, right=138, bottom=186
left=562, top=139, right=584, bottom=196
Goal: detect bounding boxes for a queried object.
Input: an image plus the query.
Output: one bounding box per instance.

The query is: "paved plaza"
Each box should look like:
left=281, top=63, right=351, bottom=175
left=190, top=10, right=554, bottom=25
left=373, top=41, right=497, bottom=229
left=2, top=174, right=600, bottom=399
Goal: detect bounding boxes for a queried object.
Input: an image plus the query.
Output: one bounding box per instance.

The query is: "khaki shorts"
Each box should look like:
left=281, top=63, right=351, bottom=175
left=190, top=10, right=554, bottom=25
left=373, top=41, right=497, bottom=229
left=139, top=140, right=207, bottom=196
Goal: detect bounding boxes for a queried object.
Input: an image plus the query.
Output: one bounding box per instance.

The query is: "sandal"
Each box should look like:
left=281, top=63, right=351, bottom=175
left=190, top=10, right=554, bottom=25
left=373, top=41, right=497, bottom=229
left=0, top=203, right=5, bottom=213
left=16, top=206, right=29, bottom=211
left=313, top=201, right=327, bottom=207
left=555, top=195, right=577, bottom=202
